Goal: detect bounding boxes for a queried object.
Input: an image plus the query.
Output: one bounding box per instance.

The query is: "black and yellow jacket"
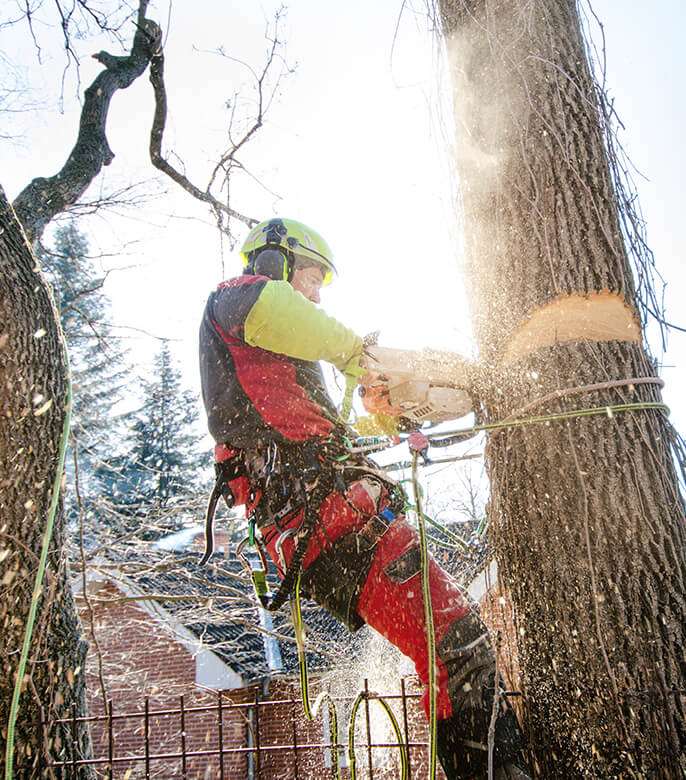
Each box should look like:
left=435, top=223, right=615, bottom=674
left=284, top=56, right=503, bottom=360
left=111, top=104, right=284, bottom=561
left=199, top=274, right=363, bottom=448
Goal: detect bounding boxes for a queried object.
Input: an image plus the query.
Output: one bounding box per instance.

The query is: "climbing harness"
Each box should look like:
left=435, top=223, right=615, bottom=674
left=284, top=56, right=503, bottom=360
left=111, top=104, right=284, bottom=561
left=199, top=475, right=234, bottom=566
left=200, top=446, right=246, bottom=566
left=258, top=474, right=332, bottom=611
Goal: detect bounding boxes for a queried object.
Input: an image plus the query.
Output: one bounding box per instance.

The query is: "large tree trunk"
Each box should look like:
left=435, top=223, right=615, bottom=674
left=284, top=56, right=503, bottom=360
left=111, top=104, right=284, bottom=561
left=439, top=0, right=686, bottom=776
left=0, top=188, right=94, bottom=776
left=0, top=7, right=159, bottom=774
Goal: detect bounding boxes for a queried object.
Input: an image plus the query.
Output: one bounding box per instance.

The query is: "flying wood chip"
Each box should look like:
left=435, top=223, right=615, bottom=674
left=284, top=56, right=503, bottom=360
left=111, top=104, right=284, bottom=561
left=33, top=399, right=53, bottom=416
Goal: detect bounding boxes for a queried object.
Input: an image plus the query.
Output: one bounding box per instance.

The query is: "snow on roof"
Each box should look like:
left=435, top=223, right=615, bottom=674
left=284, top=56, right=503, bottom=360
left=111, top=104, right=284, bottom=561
left=154, top=525, right=204, bottom=551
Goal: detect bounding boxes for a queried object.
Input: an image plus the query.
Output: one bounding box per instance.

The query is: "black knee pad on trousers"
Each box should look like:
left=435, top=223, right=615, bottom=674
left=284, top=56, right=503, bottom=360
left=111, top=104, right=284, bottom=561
left=299, top=523, right=387, bottom=631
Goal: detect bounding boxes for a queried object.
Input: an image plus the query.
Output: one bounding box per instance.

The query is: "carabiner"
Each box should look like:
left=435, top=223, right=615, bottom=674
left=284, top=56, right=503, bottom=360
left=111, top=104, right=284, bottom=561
left=236, top=535, right=270, bottom=601
left=274, top=527, right=297, bottom=573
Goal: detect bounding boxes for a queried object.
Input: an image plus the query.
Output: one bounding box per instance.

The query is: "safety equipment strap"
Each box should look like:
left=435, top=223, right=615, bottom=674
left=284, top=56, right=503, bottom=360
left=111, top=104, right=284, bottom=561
left=200, top=454, right=245, bottom=566
left=199, top=475, right=235, bottom=566
left=259, top=474, right=333, bottom=611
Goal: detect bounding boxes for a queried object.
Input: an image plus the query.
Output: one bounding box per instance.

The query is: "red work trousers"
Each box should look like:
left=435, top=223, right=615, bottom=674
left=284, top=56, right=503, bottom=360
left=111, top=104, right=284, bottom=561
left=259, top=480, right=477, bottom=721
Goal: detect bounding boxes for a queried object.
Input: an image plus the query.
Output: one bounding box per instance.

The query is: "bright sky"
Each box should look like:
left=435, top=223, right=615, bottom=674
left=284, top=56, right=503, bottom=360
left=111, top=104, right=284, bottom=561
left=3, top=0, right=684, bottom=433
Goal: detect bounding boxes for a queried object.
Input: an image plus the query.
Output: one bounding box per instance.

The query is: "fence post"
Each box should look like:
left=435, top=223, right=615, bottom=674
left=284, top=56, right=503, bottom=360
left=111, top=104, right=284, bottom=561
left=290, top=684, right=300, bottom=778
left=364, top=678, right=374, bottom=779
left=144, top=697, right=150, bottom=780
left=253, top=687, right=262, bottom=778
left=217, top=691, right=225, bottom=780
left=180, top=694, right=187, bottom=780
left=107, top=699, right=114, bottom=780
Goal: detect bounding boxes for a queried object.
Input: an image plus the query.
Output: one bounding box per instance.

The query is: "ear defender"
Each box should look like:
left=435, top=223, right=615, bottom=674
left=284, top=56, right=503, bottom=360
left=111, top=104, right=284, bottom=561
left=250, top=248, right=292, bottom=281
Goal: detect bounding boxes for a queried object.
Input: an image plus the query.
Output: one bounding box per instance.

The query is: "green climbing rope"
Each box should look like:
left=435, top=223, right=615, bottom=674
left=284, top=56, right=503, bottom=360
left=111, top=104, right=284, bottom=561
left=347, top=689, right=409, bottom=780
left=291, top=572, right=342, bottom=778
left=4, top=368, right=72, bottom=780
left=412, top=452, right=438, bottom=780
left=292, top=572, right=409, bottom=779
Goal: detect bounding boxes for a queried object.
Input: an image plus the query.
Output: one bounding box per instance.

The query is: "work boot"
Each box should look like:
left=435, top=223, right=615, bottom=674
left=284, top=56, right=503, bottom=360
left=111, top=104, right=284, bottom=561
left=435, top=614, right=530, bottom=779
left=435, top=667, right=529, bottom=779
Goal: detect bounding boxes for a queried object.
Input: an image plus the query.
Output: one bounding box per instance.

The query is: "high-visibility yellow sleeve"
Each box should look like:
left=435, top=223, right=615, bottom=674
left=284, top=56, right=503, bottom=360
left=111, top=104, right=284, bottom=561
left=243, top=280, right=363, bottom=373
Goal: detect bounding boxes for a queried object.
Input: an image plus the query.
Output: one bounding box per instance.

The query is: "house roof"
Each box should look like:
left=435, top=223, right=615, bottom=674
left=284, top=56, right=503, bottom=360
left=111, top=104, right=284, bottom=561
left=115, top=546, right=362, bottom=682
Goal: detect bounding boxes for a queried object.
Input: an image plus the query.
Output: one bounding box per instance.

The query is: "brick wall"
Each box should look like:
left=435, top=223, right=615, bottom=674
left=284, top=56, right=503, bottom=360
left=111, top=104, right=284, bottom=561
left=76, top=580, right=447, bottom=779
left=77, top=582, right=249, bottom=778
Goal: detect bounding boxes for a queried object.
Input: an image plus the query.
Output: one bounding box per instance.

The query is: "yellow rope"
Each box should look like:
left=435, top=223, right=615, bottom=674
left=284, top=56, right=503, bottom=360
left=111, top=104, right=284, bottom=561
left=292, top=573, right=342, bottom=778
left=412, top=452, right=438, bottom=779
left=347, top=690, right=409, bottom=780
left=5, top=372, right=72, bottom=779
left=292, top=572, right=409, bottom=779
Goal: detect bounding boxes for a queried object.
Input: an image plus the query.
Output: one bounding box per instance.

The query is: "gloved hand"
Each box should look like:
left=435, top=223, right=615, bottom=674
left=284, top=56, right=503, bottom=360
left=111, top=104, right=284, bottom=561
left=407, top=430, right=430, bottom=453
left=339, top=352, right=367, bottom=422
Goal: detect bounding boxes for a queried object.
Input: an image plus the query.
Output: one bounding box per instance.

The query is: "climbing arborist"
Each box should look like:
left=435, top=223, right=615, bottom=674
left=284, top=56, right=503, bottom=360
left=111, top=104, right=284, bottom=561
left=199, top=217, right=528, bottom=779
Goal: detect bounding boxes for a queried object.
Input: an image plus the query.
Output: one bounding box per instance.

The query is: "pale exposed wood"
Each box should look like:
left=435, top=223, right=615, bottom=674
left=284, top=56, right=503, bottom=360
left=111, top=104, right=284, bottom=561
left=502, top=291, right=640, bottom=364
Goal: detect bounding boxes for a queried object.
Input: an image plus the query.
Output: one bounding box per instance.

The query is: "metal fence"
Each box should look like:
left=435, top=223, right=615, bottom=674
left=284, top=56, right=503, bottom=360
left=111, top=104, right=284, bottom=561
left=45, top=678, right=434, bottom=779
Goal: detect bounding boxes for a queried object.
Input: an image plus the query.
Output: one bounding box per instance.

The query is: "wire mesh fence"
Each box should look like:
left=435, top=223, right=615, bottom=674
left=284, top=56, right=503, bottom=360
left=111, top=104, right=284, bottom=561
left=44, top=677, right=437, bottom=779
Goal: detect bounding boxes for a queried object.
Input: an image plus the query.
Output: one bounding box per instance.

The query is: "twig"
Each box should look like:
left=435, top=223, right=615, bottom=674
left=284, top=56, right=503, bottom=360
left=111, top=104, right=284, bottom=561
left=147, top=45, right=257, bottom=229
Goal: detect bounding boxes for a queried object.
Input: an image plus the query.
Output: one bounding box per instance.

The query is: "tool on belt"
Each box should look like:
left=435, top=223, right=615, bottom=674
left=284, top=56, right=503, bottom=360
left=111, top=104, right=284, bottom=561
left=200, top=436, right=403, bottom=614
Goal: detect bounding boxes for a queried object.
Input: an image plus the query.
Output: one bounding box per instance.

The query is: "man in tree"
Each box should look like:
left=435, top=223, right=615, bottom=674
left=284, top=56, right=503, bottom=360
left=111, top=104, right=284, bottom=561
left=199, top=217, right=528, bottom=779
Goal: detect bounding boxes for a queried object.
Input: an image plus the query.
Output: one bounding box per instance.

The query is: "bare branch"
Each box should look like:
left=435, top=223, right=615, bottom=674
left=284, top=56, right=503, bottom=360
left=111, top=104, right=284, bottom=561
left=12, top=4, right=161, bottom=243
left=147, top=46, right=258, bottom=229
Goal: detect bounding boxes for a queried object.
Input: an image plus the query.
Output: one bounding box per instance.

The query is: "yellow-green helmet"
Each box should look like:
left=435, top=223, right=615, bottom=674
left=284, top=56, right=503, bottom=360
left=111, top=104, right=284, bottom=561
left=240, top=217, right=337, bottom=286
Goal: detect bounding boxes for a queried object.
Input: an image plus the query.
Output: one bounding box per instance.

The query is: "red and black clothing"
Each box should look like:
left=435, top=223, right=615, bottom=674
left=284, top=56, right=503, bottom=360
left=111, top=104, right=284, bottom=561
left=200, top=275, right=338, bottom=448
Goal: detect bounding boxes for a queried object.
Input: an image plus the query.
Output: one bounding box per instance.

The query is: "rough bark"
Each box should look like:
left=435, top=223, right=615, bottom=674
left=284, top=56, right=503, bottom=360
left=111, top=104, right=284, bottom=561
left=0, top=188, right=94, bottom=776
left=439, top=0, right=686, bottom=776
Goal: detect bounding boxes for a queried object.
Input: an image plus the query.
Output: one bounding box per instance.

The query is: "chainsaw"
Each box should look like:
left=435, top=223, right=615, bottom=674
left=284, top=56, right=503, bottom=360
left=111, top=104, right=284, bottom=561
left=359, top=345, right=475, bottom=426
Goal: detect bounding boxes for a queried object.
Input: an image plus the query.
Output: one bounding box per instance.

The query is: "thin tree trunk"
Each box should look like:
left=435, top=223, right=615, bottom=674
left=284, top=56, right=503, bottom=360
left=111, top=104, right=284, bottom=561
left=439, top=0, right=686, bottom=776
left=0, top=188, right=94, bottom=776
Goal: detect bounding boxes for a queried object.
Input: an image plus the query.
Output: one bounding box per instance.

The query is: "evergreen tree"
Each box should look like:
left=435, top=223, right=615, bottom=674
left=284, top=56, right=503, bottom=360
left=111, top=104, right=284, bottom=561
left=107, top=342, right=207, bottom=525
left=41, top=221, right=128, bottom=490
